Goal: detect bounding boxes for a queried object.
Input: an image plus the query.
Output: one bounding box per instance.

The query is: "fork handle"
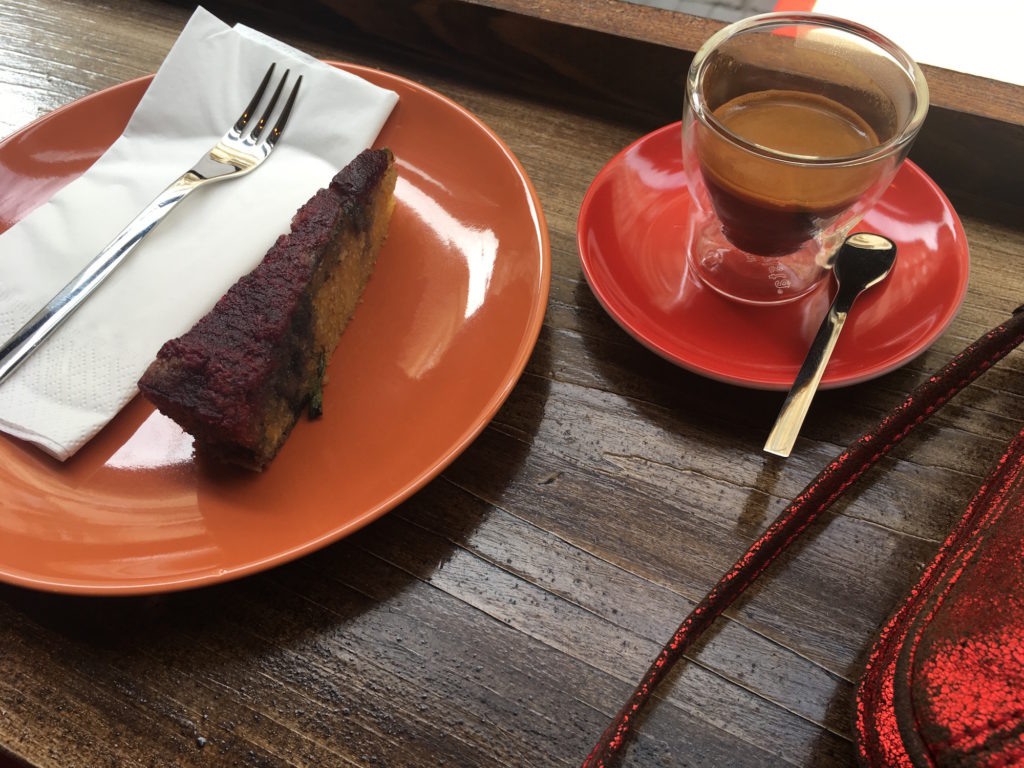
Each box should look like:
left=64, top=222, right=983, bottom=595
left=0, top=172, right=203, bottom=386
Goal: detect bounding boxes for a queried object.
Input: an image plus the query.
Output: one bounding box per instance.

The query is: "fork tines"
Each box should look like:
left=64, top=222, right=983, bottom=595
left=233, top=63, right=303, bottom=147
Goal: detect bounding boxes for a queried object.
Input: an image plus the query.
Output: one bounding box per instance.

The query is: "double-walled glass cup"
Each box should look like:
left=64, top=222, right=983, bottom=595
left=682, top=13, right=929, bottom=305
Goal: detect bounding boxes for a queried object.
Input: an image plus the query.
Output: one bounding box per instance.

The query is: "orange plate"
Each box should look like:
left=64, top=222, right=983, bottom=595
left=0, top=64, right=550, bottom=594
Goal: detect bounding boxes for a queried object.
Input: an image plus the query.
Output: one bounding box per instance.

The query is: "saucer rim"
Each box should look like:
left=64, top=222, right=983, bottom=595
left=576, top=121, right=970, bottom=391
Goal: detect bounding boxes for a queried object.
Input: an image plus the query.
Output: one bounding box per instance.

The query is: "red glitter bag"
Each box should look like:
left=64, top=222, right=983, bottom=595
left=856, top=424, right=1024, bottom=767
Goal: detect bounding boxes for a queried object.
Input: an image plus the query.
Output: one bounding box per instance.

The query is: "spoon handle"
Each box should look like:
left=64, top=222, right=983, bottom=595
left=763, top=287, right=859, bottom=457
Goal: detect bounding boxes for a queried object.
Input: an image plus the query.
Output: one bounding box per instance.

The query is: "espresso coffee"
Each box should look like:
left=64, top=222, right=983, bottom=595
left=697, top=89, right=881, bottom=256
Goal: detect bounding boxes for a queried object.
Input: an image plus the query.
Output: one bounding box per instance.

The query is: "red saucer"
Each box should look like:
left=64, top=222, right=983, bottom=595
left=577, top=122, right=969, bottom=390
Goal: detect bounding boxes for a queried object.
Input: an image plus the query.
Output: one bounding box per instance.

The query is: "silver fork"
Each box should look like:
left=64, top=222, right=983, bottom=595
left=0, top=63, right=302, bottom=385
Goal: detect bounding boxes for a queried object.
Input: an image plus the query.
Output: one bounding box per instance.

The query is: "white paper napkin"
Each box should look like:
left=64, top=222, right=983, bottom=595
left=0, top=6, right=398, bottom=460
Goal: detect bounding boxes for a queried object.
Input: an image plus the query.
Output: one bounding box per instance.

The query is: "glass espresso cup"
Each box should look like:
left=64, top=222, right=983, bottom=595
left=682, top=13, right=929, bottom=305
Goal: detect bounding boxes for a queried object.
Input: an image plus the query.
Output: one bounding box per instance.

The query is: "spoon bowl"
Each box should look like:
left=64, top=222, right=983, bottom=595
left=834, top=232, right=899, bottom=294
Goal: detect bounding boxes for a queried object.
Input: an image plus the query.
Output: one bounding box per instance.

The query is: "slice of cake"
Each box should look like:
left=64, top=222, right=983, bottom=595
left=138, top=148, right=397, bottom=470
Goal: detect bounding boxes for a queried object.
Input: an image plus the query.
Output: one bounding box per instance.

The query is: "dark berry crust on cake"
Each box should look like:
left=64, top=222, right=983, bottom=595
left=138, top=148, right=397, bottom=470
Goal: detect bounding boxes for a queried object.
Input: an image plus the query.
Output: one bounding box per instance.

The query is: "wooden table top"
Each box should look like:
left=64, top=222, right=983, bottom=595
left=1, top=1, right=1021, bottom=766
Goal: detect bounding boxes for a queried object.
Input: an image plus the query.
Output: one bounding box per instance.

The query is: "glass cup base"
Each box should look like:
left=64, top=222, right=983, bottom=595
left=686, top=220, right=829, bottom=305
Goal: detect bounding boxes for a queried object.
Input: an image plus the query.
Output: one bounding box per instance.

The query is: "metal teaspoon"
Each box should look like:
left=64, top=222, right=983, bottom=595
left=764, top=233, right=898, bottom=457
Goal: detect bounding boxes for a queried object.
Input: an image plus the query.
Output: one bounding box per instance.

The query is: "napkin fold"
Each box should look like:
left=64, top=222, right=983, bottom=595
left=0, top=7, right=398, bottom=460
